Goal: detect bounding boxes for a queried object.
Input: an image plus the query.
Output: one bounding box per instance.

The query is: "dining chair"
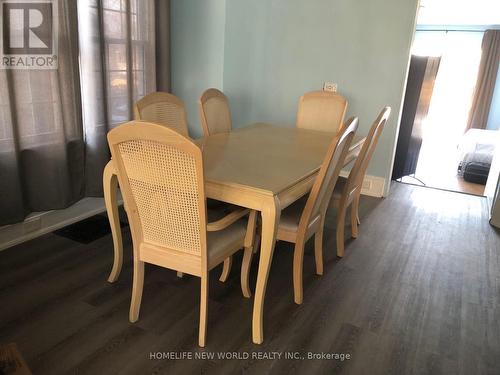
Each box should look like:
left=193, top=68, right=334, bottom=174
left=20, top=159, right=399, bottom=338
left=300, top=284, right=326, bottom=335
left=134, top=92, right=189, bottom=137
left=265, top=117, right=359, bottom=305
left=198, top=88, right=232, bottom=136
left=198, top=88, right=260, bottom=284
left=296, top=91, right=348, bottom=132
left=107, top=121, right=257, bottom=347
left=134, top=92, right=191, bottom=278
left=330, top=107, right=391, bottom=257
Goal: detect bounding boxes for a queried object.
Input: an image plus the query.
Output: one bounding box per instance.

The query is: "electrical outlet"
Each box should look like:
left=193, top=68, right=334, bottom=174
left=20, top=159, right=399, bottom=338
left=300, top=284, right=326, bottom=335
left=362, top=180, right=372, bottom=191
left=323, top=82, right=338, bottom=93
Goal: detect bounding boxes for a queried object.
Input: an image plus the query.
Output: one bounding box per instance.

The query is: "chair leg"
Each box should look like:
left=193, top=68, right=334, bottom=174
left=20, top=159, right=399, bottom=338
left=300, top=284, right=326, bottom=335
left=241, top=246, right=254, bottom=298
left=199, top=275, right=209, bottom=347
left=241, top=209, right=258, bottom=297
left=252, top=213, right=261, bottom=254
left=103, top=162, right=123, bottom=283
left=336, top=205, right=347, bottom=258
left=293, top=240, right=306, bottom=304
left=129, top=259, right=145, bottom=323
left=351, top=198, right=359, bottom=239
left=354, top=193, right=361, bottom=225
left=219, top=257, right=232, bottom=282
left=314, top=216, right=326, bottom=276
left=253, top=234, right=261, bottom=254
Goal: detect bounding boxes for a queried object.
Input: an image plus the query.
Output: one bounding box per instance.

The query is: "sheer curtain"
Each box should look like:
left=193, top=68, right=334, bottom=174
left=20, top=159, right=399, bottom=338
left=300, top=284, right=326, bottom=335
left=0, top=0, right=83, bottom=225
left=412, top=31, right=484, bottom=186
left=78, top=0, right=156, bottom=195
left=466, top=30, right=500, bottom=131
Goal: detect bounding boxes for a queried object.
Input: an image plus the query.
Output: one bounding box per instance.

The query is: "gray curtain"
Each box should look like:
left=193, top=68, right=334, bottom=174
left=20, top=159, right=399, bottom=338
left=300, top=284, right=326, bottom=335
left=393, top=55, right=440, bottom=180
left=0, top=0, right=83, bottom=225
left=466, top=30, right=500, bottom=131
left=155, top=0, right=171, bottom=92
left=0, top=0, right=169, bottom=225
left=78, top=0, right=157, bottom=196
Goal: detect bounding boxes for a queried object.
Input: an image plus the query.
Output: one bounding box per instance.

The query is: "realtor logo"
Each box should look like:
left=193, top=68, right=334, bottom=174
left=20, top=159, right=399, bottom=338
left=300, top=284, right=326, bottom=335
left=0, top=0, right=58, bottom=69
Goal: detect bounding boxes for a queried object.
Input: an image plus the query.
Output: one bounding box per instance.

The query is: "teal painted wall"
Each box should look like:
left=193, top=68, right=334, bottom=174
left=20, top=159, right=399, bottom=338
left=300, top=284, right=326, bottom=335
left=171, top=0, right=419, bottom=194
left=171, top=0, right=226, bottom=138
left=223, top=0, right=418, bottom=194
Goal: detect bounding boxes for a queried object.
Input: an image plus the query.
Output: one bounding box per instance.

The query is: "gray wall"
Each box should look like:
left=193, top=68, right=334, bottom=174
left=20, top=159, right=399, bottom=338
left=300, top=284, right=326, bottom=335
left=171, top=0, right=419, bottom=194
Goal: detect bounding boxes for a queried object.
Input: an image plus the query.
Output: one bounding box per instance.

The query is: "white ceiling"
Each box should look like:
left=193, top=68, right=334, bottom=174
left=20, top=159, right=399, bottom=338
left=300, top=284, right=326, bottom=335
left=418, top=0, right=500, bottom=25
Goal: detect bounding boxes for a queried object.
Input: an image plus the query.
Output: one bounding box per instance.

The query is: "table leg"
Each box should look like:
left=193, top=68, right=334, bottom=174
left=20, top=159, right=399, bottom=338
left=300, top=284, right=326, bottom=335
left=252, top=196, right=280, bottom=344
left=103, top=161, right=123, bottom=283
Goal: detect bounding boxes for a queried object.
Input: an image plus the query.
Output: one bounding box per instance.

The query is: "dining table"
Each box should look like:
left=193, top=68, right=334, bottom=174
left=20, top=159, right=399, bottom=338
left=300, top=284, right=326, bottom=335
left=102, top=122, right=365, bottom=344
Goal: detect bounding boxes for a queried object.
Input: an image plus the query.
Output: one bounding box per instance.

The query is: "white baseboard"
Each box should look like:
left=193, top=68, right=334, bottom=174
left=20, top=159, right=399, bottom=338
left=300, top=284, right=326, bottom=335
left=0, top=197, right=122, bottom=252
left=339, top=171, right=386, bottom=198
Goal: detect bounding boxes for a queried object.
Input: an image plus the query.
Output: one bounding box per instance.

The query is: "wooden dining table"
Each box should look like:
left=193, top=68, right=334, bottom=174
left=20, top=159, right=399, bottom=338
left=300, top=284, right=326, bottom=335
left=103, top=122, right=365, bottom=344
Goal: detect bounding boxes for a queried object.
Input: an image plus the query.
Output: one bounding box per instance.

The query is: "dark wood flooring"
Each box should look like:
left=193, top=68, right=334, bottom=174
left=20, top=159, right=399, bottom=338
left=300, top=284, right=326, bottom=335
left=1, top=183, right=499, bottom=374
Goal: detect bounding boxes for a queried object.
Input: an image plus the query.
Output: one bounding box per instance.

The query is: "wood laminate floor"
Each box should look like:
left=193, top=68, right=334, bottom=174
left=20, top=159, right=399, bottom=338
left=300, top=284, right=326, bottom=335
left=399, top=175, right=486, bottom=197
left=0, top=183, right=499, bottom=375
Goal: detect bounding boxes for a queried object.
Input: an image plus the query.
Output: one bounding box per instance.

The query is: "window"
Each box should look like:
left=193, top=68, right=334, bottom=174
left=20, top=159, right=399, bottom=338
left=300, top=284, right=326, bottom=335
left=0, top=54, right=79, bottom=151
left=78, top=0, right=155, bottom=130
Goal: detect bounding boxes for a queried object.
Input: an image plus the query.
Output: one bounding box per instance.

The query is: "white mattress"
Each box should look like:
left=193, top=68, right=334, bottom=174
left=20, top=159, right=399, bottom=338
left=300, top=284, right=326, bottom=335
left=458, top=129, right=498, bottom=175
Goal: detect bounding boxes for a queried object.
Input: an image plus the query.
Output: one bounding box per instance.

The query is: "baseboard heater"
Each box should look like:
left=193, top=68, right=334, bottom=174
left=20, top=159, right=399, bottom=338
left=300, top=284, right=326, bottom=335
left=0, top=197, right=122, bottom=251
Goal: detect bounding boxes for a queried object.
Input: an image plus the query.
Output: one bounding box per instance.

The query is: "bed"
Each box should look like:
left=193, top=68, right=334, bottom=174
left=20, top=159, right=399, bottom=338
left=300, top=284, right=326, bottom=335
left=458, top=129, right=498, bottom=184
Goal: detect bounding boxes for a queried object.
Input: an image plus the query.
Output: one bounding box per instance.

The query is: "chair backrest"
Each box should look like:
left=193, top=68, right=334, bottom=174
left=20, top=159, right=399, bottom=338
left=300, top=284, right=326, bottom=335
left=107, top=121, right=207, bottom=263
left=299, top=117, right=359, bottom=231
left=344, top=107, right=391, bottom=197
left=198, top=88, right=232, bottom=136
left=134, top=92, right=189, bottom=137
left=296, top=91, right=348, bottom=132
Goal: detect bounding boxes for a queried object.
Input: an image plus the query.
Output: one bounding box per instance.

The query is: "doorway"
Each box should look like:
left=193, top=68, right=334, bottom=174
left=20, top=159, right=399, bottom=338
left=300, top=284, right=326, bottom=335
left=392, top=2, right=500, bottom=196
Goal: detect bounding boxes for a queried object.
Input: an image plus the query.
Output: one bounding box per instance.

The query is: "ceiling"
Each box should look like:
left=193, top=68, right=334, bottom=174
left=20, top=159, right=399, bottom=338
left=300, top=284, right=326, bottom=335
left=418, top=0, right=500, bottom=26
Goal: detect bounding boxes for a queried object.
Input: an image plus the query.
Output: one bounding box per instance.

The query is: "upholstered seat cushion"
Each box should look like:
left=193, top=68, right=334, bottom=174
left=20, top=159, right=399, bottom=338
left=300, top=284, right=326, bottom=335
left=279, top=196, right=309, bottom=233
left=207, top=219, right=247, bottom=266
left=331, top=176, right=347, bottom=200
left=277, top=195, right=322, bottom=244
